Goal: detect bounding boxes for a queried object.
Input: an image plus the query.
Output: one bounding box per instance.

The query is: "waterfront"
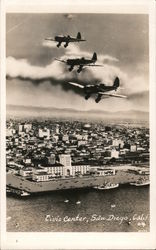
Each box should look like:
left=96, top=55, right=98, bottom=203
left=7, top=185, right=149, bottom=232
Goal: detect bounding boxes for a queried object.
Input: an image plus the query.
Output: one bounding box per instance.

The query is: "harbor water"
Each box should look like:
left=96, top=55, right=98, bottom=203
left=7, top=185, right=149, bottom=232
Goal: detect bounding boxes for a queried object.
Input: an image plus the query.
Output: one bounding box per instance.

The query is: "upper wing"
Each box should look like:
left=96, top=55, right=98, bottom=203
left=68, top=82, right=85, bottom=89
left=98, top=92, right=127, bottom=99
left=55, top=58, right=66, bottom=63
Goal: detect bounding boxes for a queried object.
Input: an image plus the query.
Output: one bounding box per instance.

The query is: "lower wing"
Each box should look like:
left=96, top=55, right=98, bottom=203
left=45, top=38, right=55, bottom=41
left=54, top=58, right=66, bottom=63
left=86, top=64, right=103, bottom=67
left=98, top=92, right=127, bottom=99
left=68, top=82, right=84, bottom=89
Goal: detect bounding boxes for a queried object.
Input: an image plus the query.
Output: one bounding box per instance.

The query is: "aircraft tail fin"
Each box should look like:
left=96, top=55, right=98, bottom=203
left=113, top=77, right=120, bottom=89
left=92, top=52, right=97, bottom=62
left=77, top=32, right=81, bottom=39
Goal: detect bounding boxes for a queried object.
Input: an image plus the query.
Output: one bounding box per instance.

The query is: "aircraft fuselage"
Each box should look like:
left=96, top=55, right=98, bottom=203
left=67, top=58, right=95, bottom=66
left=55, top=36, right=82, bottom=43
left=84, top=84, right=117, bottom=94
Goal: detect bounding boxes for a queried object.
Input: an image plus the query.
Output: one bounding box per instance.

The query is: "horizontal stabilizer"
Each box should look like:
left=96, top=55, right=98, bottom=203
left=74, top=39, right=86, bottom=42
left=68, top=82, right=84, bottom=89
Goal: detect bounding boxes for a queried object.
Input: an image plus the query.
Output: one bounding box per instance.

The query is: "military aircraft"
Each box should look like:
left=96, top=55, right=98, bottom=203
left=68, top=77, right=127, bottom=103
left=55, top=52, right=102, bottom=73
left=45, top=32, right=86, bottom=48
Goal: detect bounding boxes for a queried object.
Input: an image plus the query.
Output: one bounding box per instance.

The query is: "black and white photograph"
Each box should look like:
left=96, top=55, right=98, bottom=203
left=1, top=0, right=156, bottom=249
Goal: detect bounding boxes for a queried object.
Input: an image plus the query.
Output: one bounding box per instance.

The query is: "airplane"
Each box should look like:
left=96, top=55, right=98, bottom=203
left=55, top=52, right=102, bottom=73
left=45, top=32, right=86, bottom=48
left=68, top=77, right=127, bottom=103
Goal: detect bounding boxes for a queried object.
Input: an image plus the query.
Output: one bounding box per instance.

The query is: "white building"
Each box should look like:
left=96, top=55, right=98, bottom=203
left=72, top=164, right=90, bottom=176
left=97, top=168, right=116, bottom=176
left=24, top=124, right=32, bottom=132
left=62, top=135, right=69, bottom=142
left=78, top=140, right=87, bottom=147
left=113, top=139, right=124, bottom=148
left=18, top=124, right=23, bottom=132
left=32, top=171, right=52, bottom=182
left=130, top=145, right=137, bottom=152
left=38, top=128, right=50, bottom=139
left=42, top=163, right=64, bottom=176
left=59, top=154, right=72, bottom=176
left=6, top=128, right=15, bottom=137
left=55, top=125, right=59, bottom=134
left=19, top=168, right=33, bottom=177
left=111, top=149, right=119, bottom=158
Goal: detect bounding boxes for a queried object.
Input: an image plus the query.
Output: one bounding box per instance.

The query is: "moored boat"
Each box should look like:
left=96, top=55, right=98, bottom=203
left=130, top=179, right=150, bottom=186
left=20, top=191, right=30, bottom=196
left=93, top=182, right=119, bottom=190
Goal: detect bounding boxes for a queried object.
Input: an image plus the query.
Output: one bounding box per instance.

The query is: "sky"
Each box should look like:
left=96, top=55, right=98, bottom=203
left=6, top=13, right=149, bottom=112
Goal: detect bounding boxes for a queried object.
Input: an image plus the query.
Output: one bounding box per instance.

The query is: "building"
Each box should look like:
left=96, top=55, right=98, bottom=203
left=59, top=154, right=72, bottom=176
left=48, top=154, right=56, bottom=164
left=78, top=140, right=87, bottom=147
left=24, top=124, right=32, bottom=132
left=97, top=168, right=116, bottom=176
left=72, top=163, right=90, bottom=176
left=32, top=171, right=52, bottom=182
left=41, top=163, right=64, bottom=176
left=111, top=149, right=119, bottom=158
left=130, top=145, right=137, bottom=152
left=62, top=135, right=69, bottom=142
left=19, top=167, right=33, bottom=177
left=38, top=128, right=50, bottom=139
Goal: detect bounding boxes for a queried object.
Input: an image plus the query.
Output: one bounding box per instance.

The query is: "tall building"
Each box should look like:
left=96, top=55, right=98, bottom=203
left=55, top=125, right=59, bottom=134
left=48, top=154, right=56, bottom=164
left=18, top=124, right=24, bottom=132
left=59, top=154, right=72, bottom=176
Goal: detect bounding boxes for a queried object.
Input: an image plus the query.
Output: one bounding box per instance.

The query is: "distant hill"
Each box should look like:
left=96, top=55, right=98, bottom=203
left=6, top=104, right=149, bottom=122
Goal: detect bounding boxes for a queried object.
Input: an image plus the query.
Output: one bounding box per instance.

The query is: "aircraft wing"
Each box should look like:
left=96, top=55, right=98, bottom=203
left=68, top=82, right=85, bottom=89
left=98, top=92, right=127, bottom=99
left=86, top=64, right=103, bottom=67
left=54, top=58, right=66, bottom=63
left=45, top=38, right=55, bottom=41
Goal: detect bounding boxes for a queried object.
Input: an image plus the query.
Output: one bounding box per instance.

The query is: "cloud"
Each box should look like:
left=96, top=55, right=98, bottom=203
left=6, top=43, right=122, bottom=86
left=6, top=43, right=148, bottom=108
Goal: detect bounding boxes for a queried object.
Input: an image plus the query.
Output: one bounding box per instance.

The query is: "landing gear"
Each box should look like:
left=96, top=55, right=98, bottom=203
left=95, top=94, right=102, bottom=103
left=77, top=65, right=83, bottom=73
left=57, top=42, right=62, bottom=48
left=69, top=66, right=74, bottom=72
left=85, top=94, right=91, bottom=100
left=64, top=42, right=69, bottom=48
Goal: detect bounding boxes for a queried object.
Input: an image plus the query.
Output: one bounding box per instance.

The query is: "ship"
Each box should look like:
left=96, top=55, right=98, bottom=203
left=130, top=178, right=150, bottom=186
left=6, top=185, right=30, bottom=196
left=93, top=182, right=119, bottom=190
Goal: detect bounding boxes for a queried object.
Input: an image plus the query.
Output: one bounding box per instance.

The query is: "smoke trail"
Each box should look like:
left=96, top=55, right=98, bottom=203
left=7, top=44, right=148, bottom=98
